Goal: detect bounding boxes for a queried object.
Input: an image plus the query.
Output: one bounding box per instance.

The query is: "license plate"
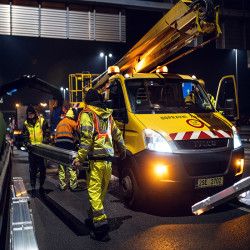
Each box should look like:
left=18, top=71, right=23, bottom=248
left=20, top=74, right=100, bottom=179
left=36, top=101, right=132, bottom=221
left=195, top=177, right=224, bottom=189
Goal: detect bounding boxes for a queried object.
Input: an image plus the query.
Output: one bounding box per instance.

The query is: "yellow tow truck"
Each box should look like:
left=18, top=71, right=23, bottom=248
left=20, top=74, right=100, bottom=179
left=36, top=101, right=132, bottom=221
left=69, top=0, right=244, bottom=209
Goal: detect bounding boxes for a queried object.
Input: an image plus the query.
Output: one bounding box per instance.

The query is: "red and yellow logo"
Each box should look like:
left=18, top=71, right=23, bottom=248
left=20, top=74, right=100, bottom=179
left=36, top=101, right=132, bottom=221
left=186, top=119, right=204, bottom=128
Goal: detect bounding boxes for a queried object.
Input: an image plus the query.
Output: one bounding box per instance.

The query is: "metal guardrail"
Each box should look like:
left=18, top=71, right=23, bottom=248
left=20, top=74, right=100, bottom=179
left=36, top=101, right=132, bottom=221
left=10, top=177, right=38, bottom=250
left=31, top=143, right=89, bottom=169
left=192, top=176, right=250, bottom=215
left=0, top=140, right=11, bottom=248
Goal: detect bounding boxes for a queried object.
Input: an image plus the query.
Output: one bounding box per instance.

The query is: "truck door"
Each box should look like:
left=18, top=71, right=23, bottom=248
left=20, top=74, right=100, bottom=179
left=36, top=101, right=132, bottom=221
left=215, top=75, right=239, bottom=126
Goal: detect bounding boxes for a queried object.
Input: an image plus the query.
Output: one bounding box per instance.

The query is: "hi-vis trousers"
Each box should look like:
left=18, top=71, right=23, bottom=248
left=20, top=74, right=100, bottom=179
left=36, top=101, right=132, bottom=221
left=86, top=160, right=112, bottom=228
left=59, top=164, right=78, bottom=189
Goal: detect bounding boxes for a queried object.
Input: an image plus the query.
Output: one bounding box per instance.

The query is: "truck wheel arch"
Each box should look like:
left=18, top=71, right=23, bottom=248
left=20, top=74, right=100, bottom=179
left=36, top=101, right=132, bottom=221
left=118, top=150, right=141, bottom=186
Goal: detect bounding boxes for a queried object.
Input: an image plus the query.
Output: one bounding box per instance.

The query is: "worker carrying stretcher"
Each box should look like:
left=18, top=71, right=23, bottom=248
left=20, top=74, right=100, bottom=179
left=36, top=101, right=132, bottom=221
left=72, top=89, right=126, bottom=242
left=55, top=109, right=84, bottom=192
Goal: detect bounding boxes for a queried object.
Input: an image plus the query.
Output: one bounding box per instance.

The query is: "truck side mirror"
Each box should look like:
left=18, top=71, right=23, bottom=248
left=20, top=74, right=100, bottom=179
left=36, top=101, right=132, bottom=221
left=104, top=99, right=113, bottom=109
left=225, top=99, right=236, bottom=115
left=223, top=99, right=237, bottom=121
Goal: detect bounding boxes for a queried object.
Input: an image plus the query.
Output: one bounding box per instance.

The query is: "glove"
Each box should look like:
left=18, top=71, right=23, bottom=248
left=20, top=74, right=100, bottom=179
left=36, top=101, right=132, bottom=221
left=72, top=159, right=84, bottom=170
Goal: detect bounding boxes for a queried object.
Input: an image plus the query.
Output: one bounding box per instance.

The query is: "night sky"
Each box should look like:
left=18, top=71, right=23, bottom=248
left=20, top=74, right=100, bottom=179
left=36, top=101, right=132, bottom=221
left=0, top=9, right=249, bottom=117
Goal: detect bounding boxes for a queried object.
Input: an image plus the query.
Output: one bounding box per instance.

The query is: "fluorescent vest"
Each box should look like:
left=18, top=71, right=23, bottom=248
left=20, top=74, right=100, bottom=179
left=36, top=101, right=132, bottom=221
left=25, top=117, right=44, bottom=144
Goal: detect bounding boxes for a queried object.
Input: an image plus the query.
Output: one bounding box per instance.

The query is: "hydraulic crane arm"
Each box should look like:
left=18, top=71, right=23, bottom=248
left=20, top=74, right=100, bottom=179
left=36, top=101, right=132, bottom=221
left=93, top=0, right=221, bottom=89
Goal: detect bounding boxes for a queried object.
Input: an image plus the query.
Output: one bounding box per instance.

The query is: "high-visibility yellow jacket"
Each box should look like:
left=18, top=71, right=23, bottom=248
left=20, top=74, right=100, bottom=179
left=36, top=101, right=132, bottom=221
left=23, top=116, right=49, bottom=145
left=76, top=105, right=126, bottom=162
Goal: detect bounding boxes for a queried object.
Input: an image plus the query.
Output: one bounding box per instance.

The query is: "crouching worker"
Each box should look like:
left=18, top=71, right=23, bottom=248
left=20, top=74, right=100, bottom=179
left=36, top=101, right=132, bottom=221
left=23, top=105, right=50, bottom=197
left=72, top=89, right=126, bottom=242
left=55, top=108, right=84, bottom=192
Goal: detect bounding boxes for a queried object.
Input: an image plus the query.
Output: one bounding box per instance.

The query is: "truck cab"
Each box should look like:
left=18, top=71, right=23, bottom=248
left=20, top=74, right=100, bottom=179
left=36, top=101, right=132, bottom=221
left=102, top=70, right=244, bottom=208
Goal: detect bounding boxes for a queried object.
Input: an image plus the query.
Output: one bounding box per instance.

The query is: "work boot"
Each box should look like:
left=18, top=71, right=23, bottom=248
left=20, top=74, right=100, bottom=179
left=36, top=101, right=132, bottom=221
left=90, top=230, right=111, bottom=242
left=90, top=224, right=110, bottom=242
left=70, top=184, right=85, bottom=192
left=39, top=186, right=45, bottom=198
left=31, top=188, right=36, bottom=198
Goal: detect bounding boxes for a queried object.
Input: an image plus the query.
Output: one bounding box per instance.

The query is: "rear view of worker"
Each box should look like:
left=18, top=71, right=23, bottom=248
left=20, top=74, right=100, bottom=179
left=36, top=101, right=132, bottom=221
left=23, top=105, right=50, bottom=197
left=55, top=109, right=83, bottom=192
left=72, top=89, right=126, bottom=242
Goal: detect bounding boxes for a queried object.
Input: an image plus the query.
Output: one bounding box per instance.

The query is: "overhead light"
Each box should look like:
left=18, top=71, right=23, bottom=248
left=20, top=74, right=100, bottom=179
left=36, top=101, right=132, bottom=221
left=100, top=52, right=104, bottom=57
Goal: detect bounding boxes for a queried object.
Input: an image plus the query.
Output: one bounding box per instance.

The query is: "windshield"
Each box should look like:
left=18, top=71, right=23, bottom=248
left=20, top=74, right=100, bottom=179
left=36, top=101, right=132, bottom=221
left=125, top=78, right=215, bottom=114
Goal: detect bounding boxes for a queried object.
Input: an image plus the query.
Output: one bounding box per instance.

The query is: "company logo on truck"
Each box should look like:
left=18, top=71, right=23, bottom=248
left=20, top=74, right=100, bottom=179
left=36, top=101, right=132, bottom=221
left=186, top=119, right=204, bottom=128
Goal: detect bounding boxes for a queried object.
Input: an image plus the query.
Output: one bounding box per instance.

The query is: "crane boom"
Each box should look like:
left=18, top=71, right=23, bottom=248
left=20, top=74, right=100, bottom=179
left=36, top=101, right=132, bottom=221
left=93, top=0, right=220, bottom=89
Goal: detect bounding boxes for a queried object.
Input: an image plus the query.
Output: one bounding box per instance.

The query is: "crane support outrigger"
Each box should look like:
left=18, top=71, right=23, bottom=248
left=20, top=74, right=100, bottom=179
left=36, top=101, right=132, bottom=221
left=192, top=176, right=250, bottom=215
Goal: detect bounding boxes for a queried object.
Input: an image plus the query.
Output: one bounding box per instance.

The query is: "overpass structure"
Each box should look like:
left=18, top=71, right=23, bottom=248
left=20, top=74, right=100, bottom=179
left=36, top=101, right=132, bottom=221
left=0, top=0, right=249, bottom=51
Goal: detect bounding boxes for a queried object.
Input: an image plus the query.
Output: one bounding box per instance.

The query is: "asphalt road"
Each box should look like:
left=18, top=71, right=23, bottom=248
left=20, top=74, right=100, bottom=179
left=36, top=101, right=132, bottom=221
left=11, top=145, right=250, bottom=250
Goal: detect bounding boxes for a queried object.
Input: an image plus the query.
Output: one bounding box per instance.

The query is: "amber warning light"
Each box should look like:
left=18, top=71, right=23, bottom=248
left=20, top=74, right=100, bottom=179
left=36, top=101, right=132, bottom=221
left=155, top=164, right=168, bottom=177
left=156, top=66, right=168, bottom=73
left=235, top=159, right=244, bottom=176
left=108, top=66, right=120, bottom=75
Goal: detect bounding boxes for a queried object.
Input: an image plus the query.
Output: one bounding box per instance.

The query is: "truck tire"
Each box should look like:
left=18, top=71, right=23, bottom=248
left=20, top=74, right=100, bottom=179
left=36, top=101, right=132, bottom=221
left=121, top=167, right=142, bottom=210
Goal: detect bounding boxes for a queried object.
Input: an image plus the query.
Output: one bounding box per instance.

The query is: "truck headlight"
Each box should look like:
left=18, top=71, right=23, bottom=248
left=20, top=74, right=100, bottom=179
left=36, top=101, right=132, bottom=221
left=143, top=129, right=172, bottom=153
left=232, top=126, right=242, bottom=149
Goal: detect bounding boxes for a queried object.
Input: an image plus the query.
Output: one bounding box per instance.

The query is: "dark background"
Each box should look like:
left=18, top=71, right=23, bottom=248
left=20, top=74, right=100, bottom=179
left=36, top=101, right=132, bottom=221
left=0, top=9, right=249, bottom=116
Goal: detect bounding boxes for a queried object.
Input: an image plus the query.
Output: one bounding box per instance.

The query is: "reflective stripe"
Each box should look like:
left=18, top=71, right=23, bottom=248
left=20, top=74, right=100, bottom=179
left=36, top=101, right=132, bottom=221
left=80, top=143, right=91, bottom=150
left=61, top=124, right=67, bottom=126
left=93, top=209, right=105, bottom=218
left=80, top=125, right=94, bottom=132
left=93, top=113, right=112, bottom=138
left=57, top=131, right=72, bottom=136
left=77, top=107, right=112, bottom=139
left=94, top=218, right=108, bottom=228
left=93, top=148, right=114, bottom=155
left=30, top=132, right=43, bottom=137
left=56, top=138, right=74, bottom=144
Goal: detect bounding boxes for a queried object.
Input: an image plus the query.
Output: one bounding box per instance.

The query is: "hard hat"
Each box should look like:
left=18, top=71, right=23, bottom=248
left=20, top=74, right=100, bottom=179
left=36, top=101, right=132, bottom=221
left=198, top=79, right=205, bottom=87
left=66, top=109, right=74, bottom=119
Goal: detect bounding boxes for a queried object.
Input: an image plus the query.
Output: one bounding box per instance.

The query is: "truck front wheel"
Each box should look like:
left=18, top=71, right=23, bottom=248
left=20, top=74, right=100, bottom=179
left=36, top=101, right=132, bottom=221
left=121, top=167, right=142, bottom=210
